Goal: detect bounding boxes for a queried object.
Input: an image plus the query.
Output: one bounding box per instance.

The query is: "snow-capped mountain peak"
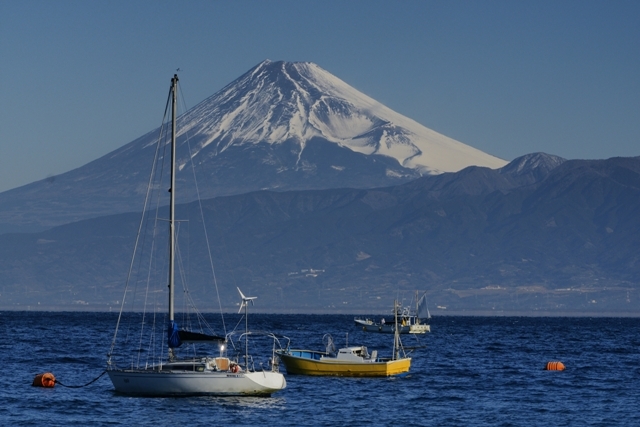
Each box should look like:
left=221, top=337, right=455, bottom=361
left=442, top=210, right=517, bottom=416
left=500, top=152, right=566, bottom=176
left=179, top=60, right=506, bottom=174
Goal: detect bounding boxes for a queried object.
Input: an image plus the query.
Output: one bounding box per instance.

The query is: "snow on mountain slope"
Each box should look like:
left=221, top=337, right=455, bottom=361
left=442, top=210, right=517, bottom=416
left=176, top=60, right=506, bottom=174
left=499, top=152, right=566, bottom=185
left=0, top=59, right=509, bottom=233
left=500, top=152, right=566, bottom=175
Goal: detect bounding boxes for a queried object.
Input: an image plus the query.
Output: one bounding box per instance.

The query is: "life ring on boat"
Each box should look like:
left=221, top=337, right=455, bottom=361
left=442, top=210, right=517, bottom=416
left=230, top=363, right=240, bottom=373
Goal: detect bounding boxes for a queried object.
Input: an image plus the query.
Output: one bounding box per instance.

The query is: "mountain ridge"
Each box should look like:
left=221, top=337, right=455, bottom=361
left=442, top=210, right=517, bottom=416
left=1, top=154, right=637, bottom=314
left=0, top=60, right=505, bottom=233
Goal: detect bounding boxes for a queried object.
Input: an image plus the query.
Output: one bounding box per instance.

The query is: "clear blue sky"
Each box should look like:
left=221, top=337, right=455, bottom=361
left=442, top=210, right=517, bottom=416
left=1, top=0, right=638, bottom=192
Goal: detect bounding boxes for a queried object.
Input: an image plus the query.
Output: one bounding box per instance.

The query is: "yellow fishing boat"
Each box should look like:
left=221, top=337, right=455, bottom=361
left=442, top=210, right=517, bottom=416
left=276, top=301, right=411, bottom=377
left=276, top=345, right=411, bottom=377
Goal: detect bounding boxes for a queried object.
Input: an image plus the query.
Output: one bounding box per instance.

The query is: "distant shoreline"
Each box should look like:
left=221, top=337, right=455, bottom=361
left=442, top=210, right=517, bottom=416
left=2, top=306, right=640, bottom=317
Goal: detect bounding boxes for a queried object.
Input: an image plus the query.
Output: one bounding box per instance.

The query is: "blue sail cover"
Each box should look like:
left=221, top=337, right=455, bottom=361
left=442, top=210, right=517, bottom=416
left=168, top=320, right=182, bottom=348
left=168, top=321, right=224, bottom=348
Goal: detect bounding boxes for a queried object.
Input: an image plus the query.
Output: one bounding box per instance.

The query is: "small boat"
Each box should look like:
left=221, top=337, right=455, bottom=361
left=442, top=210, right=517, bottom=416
left=106, top=75, right=286, bottom=396
left=276, top=302, right=411, bottom=377
left=354, top=291, right=431, bottom=334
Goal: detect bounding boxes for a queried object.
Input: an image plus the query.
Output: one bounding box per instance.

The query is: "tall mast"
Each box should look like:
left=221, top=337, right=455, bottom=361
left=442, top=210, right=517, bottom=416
left=169, top=74, right=178, bottom=323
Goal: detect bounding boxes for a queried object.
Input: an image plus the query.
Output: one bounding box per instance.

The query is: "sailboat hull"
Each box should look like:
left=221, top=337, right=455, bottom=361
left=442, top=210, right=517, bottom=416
left=107, top=369, right=286, bottom=396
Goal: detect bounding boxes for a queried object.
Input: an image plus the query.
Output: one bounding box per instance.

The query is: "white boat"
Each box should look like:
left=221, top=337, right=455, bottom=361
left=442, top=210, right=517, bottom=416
left=354, top=291, right=431, bottom=334
left=106, top=74, right=286, bottom=396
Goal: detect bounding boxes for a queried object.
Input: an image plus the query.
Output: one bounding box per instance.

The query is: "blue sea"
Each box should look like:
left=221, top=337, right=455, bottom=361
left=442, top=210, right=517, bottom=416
left=2, top=312, right=639, bottom=426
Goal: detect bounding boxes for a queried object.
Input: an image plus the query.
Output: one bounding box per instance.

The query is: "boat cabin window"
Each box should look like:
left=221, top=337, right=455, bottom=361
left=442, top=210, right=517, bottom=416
left=339, top=347, right=369, bottom=358
left=161, top=364, right=205, bottom=372
left=354, top=347, right=369, bottom=357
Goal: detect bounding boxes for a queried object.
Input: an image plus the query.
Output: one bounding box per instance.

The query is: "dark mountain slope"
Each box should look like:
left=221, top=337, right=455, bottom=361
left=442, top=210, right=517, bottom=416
left=1, top=156, right=637, bottom=313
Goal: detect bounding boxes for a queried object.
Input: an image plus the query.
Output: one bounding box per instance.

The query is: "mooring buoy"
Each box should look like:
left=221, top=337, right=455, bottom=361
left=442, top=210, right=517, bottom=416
left=545, top=361, right=565, bottom=371
left=32, top=372, right=56, bottom=387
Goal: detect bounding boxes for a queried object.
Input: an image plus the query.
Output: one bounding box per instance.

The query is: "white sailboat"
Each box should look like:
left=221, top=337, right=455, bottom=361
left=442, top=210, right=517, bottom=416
left=106, top=74, right=286, bottom=396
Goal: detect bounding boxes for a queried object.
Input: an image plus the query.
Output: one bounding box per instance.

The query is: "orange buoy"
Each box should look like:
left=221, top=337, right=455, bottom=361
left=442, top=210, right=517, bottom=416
left=32, top=372, right=56, bottom=387
left=545, top=361, right=565, bottom=371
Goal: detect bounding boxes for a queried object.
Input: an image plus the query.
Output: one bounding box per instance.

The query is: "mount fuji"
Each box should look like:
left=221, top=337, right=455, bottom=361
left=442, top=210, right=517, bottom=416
left=180, top=60, right=505, bottom=175
left=0, top=60, right=506, bottom=233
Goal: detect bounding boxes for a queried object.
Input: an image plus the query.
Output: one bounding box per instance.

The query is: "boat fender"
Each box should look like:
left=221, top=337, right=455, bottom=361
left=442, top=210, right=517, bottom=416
left=545, top=361, right=565, bottom=371
left=32, top=372, right=56, bottom=388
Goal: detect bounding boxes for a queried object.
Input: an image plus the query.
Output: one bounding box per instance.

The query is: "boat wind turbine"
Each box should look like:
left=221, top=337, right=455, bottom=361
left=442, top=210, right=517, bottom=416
left=237, top=287, right=257, bottom=369
left=237, top=287, right=257, bottom=314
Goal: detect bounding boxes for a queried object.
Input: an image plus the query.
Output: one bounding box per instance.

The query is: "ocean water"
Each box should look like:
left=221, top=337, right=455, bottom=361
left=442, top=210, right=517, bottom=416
left=2, top=312, right=639, bottom=426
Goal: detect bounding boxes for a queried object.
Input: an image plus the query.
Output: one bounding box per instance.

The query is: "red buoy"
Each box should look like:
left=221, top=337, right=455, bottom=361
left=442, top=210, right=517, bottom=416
left=545, top=361, right=565, bottom=371
left=32, top=372, right=56, bottom=387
